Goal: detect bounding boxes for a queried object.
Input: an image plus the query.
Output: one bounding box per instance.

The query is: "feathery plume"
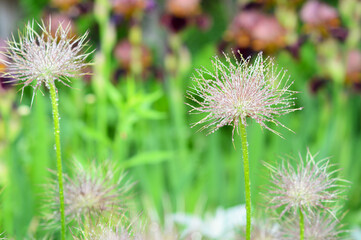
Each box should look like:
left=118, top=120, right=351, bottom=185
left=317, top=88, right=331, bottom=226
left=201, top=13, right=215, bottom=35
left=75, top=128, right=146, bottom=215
left=279, top=213, right=346, bottom=240
left=44, top=161, right=133, bottom=229
left=75, top=223, right=142, bottom=240
left=264, top=149, right=346, bottom=217
left=237, top=219, right=280, bottom=240
left=0, top=20, right=91, bottom=104
left=187, top=51, right=300, bottom=140
left=74, top=218, right=180, bottom=240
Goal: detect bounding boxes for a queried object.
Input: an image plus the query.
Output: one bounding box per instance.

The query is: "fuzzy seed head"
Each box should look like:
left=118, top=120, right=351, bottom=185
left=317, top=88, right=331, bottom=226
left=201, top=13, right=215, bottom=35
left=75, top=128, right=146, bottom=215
left=0, top=20, right=91, bottom=103
left=76, top=224, right=141, bottom=240
left=75, top=219, right=180, bottom=240
left=44, top=162, right=133, bottom=229
left=265, top=150, right=345, bottom=217
left=250, top=221, right=279, bottom=240
left=187, top=51, right=300, bottom=140
left=280, top=213, right=345, bottom=240
left=238, top=219, right=280, bottom=240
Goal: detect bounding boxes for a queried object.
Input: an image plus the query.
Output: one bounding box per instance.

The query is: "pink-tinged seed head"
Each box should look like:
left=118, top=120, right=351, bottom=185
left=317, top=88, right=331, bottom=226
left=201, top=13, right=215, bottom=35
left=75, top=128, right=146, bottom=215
left=0, top=19, right=92, bottom=104
left=264, top=149, right=347, bottom=218
left=44, top=161, right=133, bottom=230
left=187, top=51, right=301, bottom=141
left=280, top=212, right=345, bottom=240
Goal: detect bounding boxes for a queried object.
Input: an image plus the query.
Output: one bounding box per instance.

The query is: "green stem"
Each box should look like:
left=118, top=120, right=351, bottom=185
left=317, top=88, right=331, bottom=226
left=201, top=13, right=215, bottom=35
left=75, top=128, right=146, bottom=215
left=48, top=82, right=66, bottom=240
left=299, top=209, right=304, bottom=240
left=239, top=121, right=251, bottom=240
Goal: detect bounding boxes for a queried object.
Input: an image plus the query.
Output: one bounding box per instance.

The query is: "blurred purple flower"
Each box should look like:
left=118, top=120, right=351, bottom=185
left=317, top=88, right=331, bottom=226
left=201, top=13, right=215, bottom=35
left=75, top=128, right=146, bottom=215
left=225, top=10, right=286, bottom=53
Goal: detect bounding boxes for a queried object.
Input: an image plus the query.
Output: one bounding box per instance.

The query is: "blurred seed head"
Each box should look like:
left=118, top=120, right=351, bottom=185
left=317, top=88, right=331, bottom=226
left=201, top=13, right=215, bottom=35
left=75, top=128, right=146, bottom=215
left=237, top=219, right=280, bottom=240
left=75, top=218, right=181, bottom=240
left=0, top=19, right=92, bottom=104
left=279, top=212, right=346, bottom=240
left=187, top=51, right=300, bottom=141
left=44, top=161, right=133, bottom=229
left=141, top=221, right=179, bottom=240
left=75, top=223, right=141, bottom=240
left=264, top=150, right=346, bottom=217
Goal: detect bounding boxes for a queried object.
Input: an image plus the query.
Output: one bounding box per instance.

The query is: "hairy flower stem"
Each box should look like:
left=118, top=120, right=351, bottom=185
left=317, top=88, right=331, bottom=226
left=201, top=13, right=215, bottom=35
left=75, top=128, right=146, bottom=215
left=49, top=81, right=66, bottom=240
left=240, top=121, right=251, bottom=240
left=299, top=209, right=304, bottom=240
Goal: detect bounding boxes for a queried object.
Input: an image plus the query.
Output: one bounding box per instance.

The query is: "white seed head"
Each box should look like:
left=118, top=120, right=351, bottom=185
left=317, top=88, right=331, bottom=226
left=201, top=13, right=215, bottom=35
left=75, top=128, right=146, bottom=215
left=0, top=19, right=91, bottom=103
left=265, top=150, right=346, bottom=217
left=187, top=51, right=300, bottom=140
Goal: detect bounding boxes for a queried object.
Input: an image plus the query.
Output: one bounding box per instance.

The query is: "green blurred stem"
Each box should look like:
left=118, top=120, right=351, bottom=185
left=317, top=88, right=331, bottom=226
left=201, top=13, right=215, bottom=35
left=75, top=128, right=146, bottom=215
left=49, top=81, right=66, bottom=240
left=239, top=121, right=251, bottom=240
left=299, top=209, right=304, bottom=240
left=94, top=0, right=115, bottom=160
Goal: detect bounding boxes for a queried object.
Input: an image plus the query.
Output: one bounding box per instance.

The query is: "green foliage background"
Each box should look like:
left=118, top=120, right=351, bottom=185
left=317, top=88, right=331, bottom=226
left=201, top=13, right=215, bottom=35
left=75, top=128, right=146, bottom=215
left=1, top=0, right=361, bottom=238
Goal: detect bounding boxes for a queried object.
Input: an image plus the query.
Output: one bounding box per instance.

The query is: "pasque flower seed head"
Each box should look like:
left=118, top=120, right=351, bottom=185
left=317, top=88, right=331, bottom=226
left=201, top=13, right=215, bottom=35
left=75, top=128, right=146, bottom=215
left=45, top=161, right=133, bottom=229
left=0, top=19, right=91, bottom=103
left=280, top=212, right=345, bottom=240
left=76, top=224, right=140, bottom=240
left=187, top=51, right=300, bottom=140
left=265, top=150, right=346, bottom=217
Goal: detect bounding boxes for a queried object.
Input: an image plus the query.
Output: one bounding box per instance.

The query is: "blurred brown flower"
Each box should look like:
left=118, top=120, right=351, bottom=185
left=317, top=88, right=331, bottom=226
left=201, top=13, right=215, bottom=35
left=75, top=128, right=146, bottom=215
left=166, top=0, right=201, bottom=18
left=225, top=10, right=286, bottom=53
left=112, top=0, right=147, bottom=19
left=300, top=1, right=344, bottom=39
left=0, top=39, right=10, bottom=89
left=346, top=50, right=361, bottom=85
left=114, top=40, right=152, bottom=73
left=51, top=0, right=80, bottom=11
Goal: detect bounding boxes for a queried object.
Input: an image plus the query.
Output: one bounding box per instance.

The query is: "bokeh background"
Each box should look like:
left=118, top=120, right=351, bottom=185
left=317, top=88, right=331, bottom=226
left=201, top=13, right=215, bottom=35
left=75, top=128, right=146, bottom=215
left=0, top=0, right=361, bottom=239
